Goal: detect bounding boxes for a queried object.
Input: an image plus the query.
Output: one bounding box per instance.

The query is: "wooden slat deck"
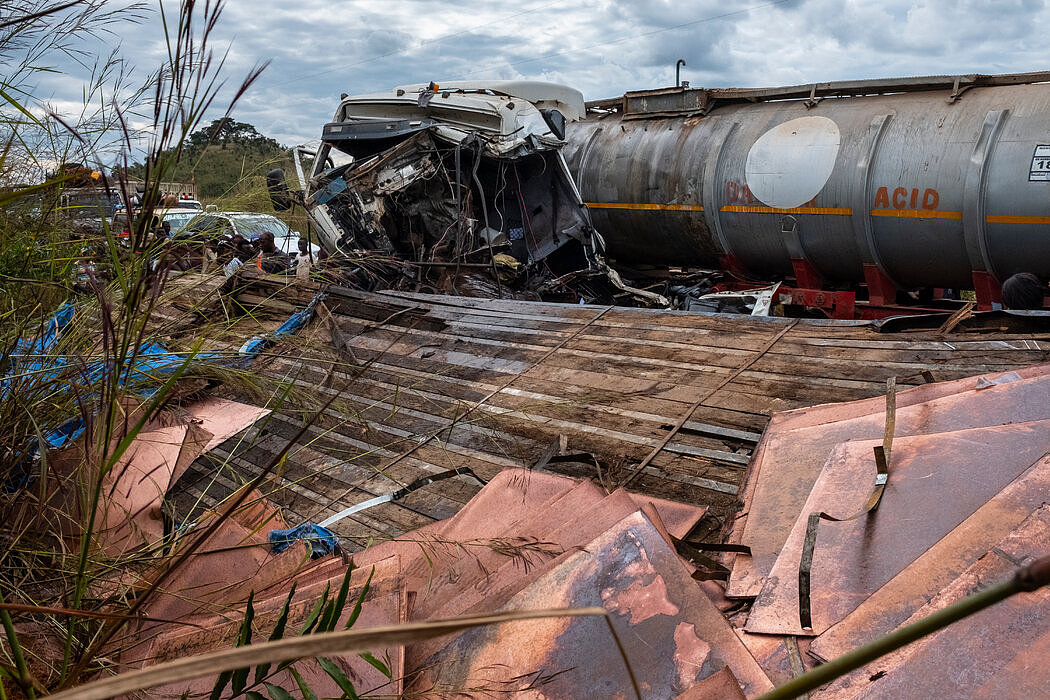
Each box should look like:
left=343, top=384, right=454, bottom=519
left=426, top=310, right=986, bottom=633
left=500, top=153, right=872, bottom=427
left=170, top=276, right=1050, bottom=548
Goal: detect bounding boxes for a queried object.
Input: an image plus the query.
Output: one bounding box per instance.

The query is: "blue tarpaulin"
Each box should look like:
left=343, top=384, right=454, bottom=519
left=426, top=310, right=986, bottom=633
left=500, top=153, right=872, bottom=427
left=12, top=301, right=75, bottom=356
left=3, top=292, right=327, bottom=477
left=268, top=523, right=338, bottom=558
left=2, top=302, right=75, bottom=397
left=239, top=292, right=326, bottom=356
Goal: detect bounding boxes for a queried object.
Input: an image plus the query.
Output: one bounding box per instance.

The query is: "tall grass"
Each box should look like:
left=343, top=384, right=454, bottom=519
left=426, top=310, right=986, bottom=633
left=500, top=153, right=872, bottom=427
left=0, top=1, right=282, bottom=695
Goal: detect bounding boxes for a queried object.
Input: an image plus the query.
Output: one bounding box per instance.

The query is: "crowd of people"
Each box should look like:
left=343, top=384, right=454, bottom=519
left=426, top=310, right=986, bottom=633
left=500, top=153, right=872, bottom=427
left=147, top=220, right=324, bottom=281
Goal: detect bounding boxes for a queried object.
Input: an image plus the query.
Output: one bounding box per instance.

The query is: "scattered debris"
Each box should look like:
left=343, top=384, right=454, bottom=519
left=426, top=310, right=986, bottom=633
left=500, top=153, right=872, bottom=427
left=148, top=278, right=1050, bottom=694
left=672, top=283, right=781, bottom=316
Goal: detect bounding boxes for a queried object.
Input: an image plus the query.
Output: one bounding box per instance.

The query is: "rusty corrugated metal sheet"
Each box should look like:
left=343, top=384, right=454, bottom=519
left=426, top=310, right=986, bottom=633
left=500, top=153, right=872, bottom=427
left=124, top=467, right=740, bottom=698
left=714, top=359, right=1050, bottom=693
left=811, top=452, right=1050, bottom=662
left=183, top=398, right=271, bottom=451
left=673, top=666, right=748, bottom=699
left=408, top=508, right=772, bottom=698
left=736, top=632, right=816, bottom=689
left=746, top=419, right=1050, bottom=635
left=7, top=397, right=269, bottom=557
left=814, top=505, right=1050, bottom=699
left=728, top=366, right=1050, bottom=599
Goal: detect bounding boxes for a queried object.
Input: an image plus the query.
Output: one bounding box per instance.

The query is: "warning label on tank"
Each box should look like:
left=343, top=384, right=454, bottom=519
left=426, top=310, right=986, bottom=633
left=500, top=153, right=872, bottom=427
left=1029, top=145, right=1050, bottom=181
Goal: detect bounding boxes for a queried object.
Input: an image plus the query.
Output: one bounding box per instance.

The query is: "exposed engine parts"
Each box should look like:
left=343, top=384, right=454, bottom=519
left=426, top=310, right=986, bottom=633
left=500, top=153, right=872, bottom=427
left=278, top=81, right=666, bottom=307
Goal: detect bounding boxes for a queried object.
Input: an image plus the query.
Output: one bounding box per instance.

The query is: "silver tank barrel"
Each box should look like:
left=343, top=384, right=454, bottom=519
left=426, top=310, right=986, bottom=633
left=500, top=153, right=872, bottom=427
left=563, top=75, right=1050, bottom=289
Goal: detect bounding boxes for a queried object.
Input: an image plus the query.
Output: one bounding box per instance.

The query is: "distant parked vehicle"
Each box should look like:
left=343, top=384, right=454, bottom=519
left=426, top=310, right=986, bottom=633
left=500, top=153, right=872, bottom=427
left=160, top=207, right=205, bottom=235
left=177, top=211, right=320, bottom=256
left=58, top=187, right=124, bottom=237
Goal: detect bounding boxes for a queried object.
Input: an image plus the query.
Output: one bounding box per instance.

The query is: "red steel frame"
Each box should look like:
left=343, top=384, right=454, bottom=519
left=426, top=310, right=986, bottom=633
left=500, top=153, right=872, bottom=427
left=717, top=255, right=985, bottom=320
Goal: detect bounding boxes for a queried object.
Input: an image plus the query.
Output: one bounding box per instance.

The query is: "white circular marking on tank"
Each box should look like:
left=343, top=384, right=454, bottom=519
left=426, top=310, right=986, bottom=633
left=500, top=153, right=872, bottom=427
left=745, top=116, right=840, bottom=209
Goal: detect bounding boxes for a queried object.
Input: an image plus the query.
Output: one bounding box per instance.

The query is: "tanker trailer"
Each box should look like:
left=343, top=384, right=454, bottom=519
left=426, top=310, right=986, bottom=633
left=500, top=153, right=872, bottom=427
left=563, top=71, right=1050, bottom=318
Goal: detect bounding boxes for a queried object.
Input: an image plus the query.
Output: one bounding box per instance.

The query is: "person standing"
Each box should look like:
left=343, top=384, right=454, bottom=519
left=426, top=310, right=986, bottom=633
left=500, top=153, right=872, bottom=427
left=292, top=238, right=314, bottom=280
left=255, top=232, right=291, bottom=273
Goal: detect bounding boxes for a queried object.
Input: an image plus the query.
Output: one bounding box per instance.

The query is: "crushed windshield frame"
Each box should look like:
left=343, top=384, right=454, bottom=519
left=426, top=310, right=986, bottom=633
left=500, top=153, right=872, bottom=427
left=230, top=215, right=291, bottom=239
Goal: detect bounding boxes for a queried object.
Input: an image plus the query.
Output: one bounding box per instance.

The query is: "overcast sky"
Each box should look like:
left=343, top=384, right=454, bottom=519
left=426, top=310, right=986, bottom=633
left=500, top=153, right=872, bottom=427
left=17, top=0, right=1050, bottom=150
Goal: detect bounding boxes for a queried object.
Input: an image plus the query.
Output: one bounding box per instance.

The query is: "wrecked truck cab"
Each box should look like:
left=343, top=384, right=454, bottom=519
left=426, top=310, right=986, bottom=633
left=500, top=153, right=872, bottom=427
left=296, top=81, right=666, bottom=306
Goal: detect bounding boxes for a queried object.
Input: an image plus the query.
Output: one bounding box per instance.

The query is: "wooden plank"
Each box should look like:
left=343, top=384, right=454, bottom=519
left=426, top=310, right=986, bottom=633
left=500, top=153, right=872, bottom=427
left=275, top=365, right=726, bottom=465
left=255, top=380, right=545, bottom=483
left=679, top=421, right=762, bottom=443
left=651, top=452, right=750, bottom=493
left=359, top=359, right=768, bottom=432
left=213, top=430, right=462, bottom=532
left=270, top=368, right=747, bottom=500
left=210, top=282, right=1050, bottom=542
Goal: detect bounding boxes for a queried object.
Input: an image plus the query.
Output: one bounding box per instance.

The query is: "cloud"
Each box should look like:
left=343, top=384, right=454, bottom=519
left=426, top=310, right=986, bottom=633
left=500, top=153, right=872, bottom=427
left=16, top=0, right=1050, bottom=152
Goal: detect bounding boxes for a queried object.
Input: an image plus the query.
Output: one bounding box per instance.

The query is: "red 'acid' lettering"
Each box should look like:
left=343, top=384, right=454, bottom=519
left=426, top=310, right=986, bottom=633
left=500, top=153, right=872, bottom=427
left=873, top=185, right=941, bottom=211
left=922, top=188, right=939, bottom=210
left=874, top=187, right=889, bottom=208
left=892, top=187, right=908, bottom=209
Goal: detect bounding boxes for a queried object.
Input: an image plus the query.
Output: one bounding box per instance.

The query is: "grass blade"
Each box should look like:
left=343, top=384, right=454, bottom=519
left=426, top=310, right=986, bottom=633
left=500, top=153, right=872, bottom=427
left=344, top=567, right=374, bottom=630
left=298, top=582, right=329, bottom=636
left=47, top=608, right=619, bottom=700
left=230, top=592, right=256, bottom=694
left=256, top=583, right=297, bottom=684
left=318, top=561, right=354, bottom=634
left=0, top=592, right=37, bottom=700
left=264, top=682, right=295, bottom=700
left=357, top=652, right=391, bottom=680
left=288, top=667, right=318, bottom=700
left=317, top=656, right=358, bottom=700
left=208, top=670, right=232, bottom=700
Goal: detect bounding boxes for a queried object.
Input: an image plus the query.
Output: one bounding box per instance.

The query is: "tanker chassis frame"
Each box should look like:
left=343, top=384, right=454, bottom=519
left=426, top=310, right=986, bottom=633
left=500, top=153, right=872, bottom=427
left=718, top=254, right=997, bottom=321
